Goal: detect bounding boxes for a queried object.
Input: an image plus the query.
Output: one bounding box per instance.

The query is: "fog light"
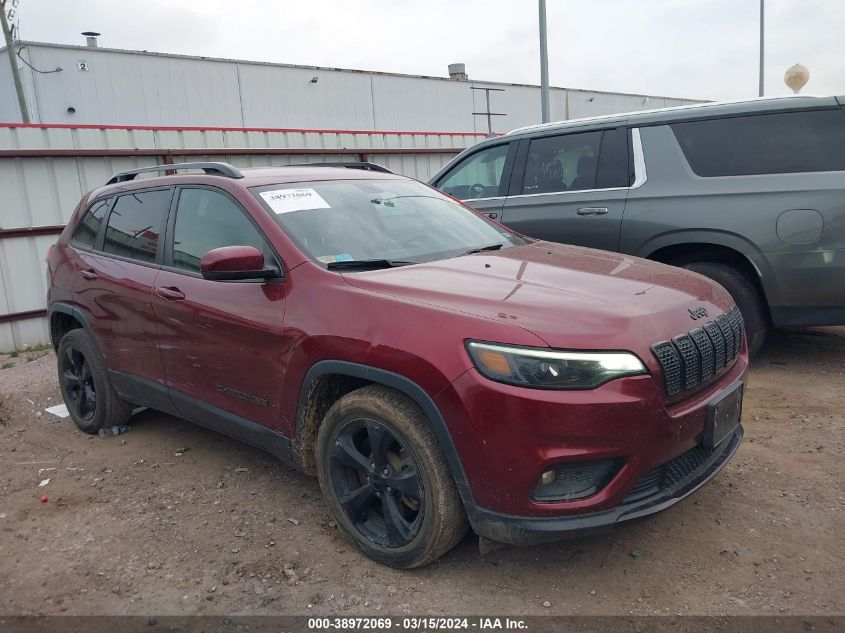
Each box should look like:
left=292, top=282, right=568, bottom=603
left=533, top=459, right=621, bottom=502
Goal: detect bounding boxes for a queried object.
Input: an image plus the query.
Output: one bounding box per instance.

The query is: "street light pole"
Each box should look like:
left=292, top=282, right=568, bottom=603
left=758, top=0, right=764, bottom=97
left=0, top=0, right=29, bottom=123
left=538, top=0, right=550, bottom=123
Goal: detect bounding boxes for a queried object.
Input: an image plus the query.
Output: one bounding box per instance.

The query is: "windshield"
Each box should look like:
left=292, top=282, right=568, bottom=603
left=251, top=179, right=525, bottom=268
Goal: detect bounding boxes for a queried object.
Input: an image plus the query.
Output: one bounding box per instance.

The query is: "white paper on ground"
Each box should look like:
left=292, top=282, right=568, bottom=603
left=259, top=188, right=331, bottom=214
left=44, top=403, right=70, bottom=418
left=38, top=478, right=50, bottom=487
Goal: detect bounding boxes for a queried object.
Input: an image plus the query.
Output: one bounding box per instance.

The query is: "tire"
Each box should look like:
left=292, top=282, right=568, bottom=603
left=316, top=385, right=469, bottom=568
left=56, top=329, right=132, bottom=434
left=682, top=261, right=769, bottom=356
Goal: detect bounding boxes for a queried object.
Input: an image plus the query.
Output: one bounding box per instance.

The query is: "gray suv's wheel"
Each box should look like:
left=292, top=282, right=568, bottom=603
left=683, top=262, right=768, bottom=356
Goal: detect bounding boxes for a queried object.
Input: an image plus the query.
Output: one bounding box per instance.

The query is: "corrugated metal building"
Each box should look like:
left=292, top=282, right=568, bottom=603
left=0, top=39, right=704, bottom=351
left=1, top=40, right=702, bottom=131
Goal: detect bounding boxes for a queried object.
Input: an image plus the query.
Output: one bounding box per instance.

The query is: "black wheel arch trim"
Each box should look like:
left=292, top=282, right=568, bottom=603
left=48, top=302, right=96, bottom=348
left=640, top=235, right=775, bottom=298
left=295, top=360, right=472, bottom=492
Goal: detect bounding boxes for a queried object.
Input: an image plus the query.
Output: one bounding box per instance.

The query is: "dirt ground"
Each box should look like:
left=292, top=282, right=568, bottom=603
left=0, top=329, right=842, bottom=617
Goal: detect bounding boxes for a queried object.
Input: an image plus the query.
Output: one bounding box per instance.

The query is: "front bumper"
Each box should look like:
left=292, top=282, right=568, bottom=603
left=461, top=426, right=742, bottom=546
left=434, top=344, right=748, bottom=545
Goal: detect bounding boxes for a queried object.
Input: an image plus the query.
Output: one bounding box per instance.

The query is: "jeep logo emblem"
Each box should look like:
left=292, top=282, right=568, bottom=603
left=688, top=306, right=709, bottom=320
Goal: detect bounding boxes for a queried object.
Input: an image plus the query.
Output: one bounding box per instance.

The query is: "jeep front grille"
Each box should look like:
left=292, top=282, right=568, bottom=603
left=651, top=307, right=744, bottom=396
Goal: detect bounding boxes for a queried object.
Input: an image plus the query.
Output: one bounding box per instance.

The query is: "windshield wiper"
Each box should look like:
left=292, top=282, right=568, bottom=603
left=326, top=259, right=416, bottom=270
left=461, top=243, right=505, bottom=256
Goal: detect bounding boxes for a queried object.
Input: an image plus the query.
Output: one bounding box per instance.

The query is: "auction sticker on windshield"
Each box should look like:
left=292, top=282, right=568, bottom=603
left=259, top=188, right=331, bottom=214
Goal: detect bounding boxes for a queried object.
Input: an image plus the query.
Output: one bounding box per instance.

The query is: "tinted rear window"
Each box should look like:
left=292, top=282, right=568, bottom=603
left=596, top=126, right=630, bottom=188
left=71, top=198, right=110, bottom=248
left=671, top=109, right=845, bottom=177
left=102, top=189, right=172, bottom=263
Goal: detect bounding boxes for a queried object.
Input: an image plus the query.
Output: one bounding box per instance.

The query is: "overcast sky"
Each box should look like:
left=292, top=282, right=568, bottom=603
left=11, top=0, right=843, bottom=101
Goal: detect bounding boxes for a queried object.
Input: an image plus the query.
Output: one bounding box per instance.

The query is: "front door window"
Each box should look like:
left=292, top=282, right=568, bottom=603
left=438, top=144, right=510, bottom=200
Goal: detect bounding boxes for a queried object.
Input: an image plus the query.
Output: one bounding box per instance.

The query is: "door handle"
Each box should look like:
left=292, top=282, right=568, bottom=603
left=79, top=269, right=98, bottom=281
left=156, top=286, right=186, bottom=301
left=487, top=212, right=498, bottom=219
left=576, top=207, right=609, bottom=216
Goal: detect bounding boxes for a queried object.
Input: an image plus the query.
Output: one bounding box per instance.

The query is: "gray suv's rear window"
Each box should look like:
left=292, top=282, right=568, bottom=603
left=671, top=109, right=845, bottom=177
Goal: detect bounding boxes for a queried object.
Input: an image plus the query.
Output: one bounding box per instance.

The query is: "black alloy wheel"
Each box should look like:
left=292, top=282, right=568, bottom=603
left=60, top=345, right=97, bottom=421
left=56, top=328, right=136, bottom=434
left=329, top=417, right=425, bottom=548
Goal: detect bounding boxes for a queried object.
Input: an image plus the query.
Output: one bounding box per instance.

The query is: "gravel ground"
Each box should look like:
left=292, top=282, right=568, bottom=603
left=0, top=329, right=842, bottom=616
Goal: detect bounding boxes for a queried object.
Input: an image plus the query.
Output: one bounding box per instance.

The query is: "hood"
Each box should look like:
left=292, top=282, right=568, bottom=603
left=341, top=242, right=734, bottom=356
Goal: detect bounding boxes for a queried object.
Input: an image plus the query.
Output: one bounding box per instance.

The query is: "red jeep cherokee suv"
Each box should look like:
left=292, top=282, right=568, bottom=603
left=46, top=161, right=748, bottom=568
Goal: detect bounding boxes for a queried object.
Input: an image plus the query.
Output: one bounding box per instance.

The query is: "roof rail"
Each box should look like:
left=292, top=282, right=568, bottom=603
left=505, top=94, right=826, bottom=136
left=105, top=161, right=244, bottom=185
left=287, top=161, right=394, bottom=174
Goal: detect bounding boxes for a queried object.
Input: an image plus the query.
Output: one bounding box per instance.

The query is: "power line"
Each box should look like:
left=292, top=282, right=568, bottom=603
left=16, top=45, right=63, bottom=74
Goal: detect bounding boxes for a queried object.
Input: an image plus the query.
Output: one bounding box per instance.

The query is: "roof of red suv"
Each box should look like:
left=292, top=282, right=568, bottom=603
left=235, top=166, right=406, bottom=187
left=92, top=164, right=407, bottom=199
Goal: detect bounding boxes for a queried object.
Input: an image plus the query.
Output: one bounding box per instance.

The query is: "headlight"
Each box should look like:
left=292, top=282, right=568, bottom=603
left=465, top=341, right=647, bottom=389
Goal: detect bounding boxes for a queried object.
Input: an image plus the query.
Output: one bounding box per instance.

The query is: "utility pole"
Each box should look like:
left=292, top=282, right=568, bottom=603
left=538, top=0, right=550, bottom=122
left=0, top=0, right=29, bottom=123
left=758, top=0, right=764, bottom=97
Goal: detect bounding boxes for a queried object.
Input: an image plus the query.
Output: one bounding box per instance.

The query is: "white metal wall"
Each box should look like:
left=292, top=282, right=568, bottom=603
left=0, top=50, right=18, bottom=123
left=0, top=124, right=480, bottom=351
left=1, top=42, right=702, bottom=132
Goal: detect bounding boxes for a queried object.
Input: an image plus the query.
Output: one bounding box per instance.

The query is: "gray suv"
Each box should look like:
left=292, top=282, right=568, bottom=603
left=430, top=95, right=845, bottom=354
